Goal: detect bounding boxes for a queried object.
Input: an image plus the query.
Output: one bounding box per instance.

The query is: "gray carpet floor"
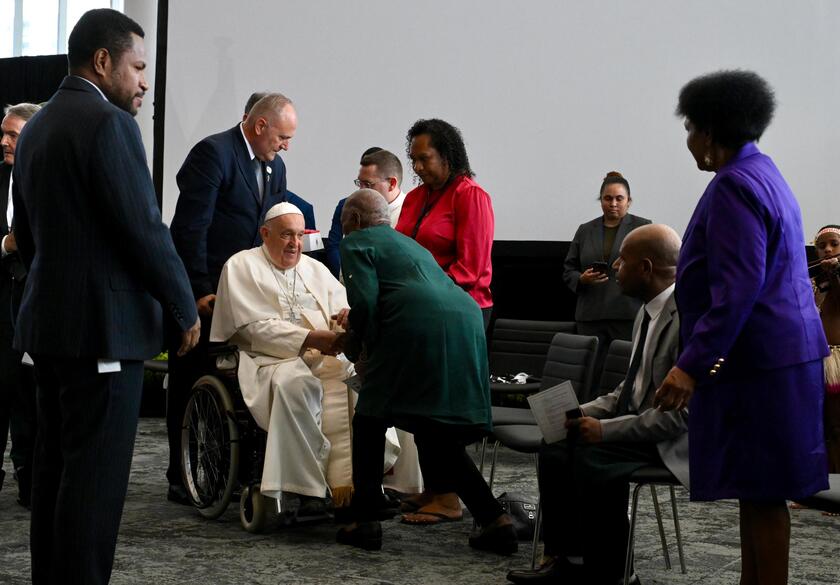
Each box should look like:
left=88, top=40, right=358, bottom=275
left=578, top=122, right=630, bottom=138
left=1, top=418, right=838, bottom=585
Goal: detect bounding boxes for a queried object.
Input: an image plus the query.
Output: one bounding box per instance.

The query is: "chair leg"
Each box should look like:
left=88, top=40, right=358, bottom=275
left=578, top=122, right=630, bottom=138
left=670, top=485, right=686, bottom=574
left=650, top=485, right=671, bottom=570
left=624, top=483, right=644, bottom=585
left=487, top=440, right=500, bottom=493
left=530, top=454, right=541, bottom=569
left=478, top=437, right=488, bottom=477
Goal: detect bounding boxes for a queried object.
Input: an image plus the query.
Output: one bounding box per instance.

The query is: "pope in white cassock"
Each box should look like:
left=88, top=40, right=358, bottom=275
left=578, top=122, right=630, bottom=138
left=210, top=202, right=419, bottom=507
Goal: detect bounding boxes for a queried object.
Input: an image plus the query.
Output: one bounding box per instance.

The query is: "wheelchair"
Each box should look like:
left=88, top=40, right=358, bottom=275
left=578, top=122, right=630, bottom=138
left=178, top=344, right=283, bottom=533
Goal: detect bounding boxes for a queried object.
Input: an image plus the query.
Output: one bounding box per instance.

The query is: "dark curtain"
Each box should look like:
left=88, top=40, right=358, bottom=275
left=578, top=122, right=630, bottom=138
left=0, top=55, right=68, bottom=107
left=491, top=240, right=576, bottom=321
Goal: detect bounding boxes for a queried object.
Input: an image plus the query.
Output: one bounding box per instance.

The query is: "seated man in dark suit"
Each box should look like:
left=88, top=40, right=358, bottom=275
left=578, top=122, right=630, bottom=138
left=507, top=224, right=688, bottom=585
left=242, top=92, right=316, bottom=230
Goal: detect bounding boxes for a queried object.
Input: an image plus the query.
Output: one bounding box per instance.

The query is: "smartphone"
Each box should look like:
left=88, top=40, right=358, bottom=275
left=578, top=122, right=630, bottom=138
left=565, top=407, right=583, bottom=441
left=565, top=407, right=583, bottom=420
left=587, top=261, right=609, bottom=274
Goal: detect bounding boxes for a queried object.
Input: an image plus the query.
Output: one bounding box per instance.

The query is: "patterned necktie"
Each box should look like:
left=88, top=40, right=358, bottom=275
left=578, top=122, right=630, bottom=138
left=254, top=159, right=265, bottom=202
left=616, top=309, right=651, bottom=415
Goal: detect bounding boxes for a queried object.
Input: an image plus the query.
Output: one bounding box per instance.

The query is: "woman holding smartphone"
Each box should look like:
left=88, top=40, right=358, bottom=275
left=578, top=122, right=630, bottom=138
left=562, top=171, right=651, bottom=400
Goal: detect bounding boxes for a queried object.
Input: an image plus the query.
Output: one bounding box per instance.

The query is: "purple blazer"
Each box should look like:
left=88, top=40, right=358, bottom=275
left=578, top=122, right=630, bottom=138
left=675, top=142, right=827, bottom=381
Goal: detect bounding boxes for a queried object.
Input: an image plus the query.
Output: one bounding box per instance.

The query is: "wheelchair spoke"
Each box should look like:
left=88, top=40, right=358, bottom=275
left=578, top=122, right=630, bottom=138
left=180, top=377, right=240, bottom=517
left=184, top=385, right=234, bottom=504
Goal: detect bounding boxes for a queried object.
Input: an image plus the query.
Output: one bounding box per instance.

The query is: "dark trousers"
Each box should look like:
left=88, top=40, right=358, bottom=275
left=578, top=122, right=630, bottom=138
left=0, top=276, right=36, bottom=484
left=351, top=413, right=503, bottom=525
left=165, top=314, right=211, bottom=486
left=30, top=357, right=143, bottom=585
left=538, top=440, right=661, bottom=581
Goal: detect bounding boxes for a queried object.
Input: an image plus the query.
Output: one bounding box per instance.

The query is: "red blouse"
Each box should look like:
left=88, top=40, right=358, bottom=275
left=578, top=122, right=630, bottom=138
left=395, top=175, right=494, bottom=309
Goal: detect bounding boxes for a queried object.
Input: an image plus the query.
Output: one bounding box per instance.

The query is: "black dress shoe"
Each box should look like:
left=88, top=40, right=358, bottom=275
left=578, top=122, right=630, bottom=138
left=167, top=484, right=192, bottom=505
left=469, top=521, right=518, bottom=556
left=336, top=521, right=382, bottom=551
left=507, top=557, right=572, bottom=584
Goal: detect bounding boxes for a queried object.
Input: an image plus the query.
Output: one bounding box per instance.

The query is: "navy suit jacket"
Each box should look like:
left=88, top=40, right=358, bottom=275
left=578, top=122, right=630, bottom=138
left=287, top=190, right=316, bottom=232
left=324, top=197, right=347, bottom=278
left=0, top=164, right=14, bottom=325
left=12, top=76, right=197, bottom=359
left=171, top=125, right=299, bottom=299
left=1, top=164, right=27, bottom=285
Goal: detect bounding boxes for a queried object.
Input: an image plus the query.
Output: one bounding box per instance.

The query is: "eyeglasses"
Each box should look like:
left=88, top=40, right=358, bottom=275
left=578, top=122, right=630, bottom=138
left=354, top=178, right=386, bottom=189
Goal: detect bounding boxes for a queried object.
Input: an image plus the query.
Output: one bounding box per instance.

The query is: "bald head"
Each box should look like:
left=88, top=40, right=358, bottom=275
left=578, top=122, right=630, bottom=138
left=622, top=224, right=681, bottom=269
left=341, top=189, right=391, bottom=236
left=614, top=224, right=681, bottom=301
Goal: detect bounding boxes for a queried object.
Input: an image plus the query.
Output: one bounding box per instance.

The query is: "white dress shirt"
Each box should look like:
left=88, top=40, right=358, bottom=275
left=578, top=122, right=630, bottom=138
left=2, top=173, right=13, bottom=257
left=630, top=283, right=675, bottom=411
left=388, top=190, right=407, bottom=227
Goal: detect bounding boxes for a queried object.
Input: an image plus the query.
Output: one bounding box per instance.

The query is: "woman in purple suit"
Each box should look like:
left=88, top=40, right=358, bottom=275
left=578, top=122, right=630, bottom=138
left=655, top=70, right=829, bottom=585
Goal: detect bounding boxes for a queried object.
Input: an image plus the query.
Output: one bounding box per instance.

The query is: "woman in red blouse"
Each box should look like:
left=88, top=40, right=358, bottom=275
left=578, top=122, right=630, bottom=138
left=396, top=118, right=495, bottom=328
left=396, top=119, right=496, bottom=525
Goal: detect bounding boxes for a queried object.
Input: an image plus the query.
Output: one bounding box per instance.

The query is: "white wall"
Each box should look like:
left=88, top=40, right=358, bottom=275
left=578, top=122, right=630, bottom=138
left=122, top=0, right=156, bottom=167
left=162, top=0, right=839, bottom=241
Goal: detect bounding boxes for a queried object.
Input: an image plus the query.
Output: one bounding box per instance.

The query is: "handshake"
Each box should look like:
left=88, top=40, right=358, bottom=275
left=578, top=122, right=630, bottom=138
left=305, top=330, right=347, bottom=356
left=305, top=310, right=351, bottom=356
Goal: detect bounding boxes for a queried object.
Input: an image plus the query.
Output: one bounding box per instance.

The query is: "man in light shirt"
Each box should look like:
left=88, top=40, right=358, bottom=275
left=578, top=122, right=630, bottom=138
left=325, top=148, right=407, bottom=277
left=507, top=224, right=688, bottom=585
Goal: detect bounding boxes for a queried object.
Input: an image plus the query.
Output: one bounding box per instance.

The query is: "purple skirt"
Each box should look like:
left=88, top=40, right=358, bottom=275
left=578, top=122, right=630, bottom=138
left=689, top=359, right=829, bottom=501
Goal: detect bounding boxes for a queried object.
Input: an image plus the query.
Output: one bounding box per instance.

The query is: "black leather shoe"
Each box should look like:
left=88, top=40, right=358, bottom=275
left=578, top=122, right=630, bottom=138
left=469, top=521, right=518, bottom=556
left=336, top=521, right=382, bottom=551
left=167, top=484, right=192, bottom=505
left=506, top=557, right=573, bottom=584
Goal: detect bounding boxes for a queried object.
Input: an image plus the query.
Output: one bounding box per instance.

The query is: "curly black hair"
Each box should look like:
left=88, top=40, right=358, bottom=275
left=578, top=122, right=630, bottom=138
left=676, top=70, right=776, bottom=150
left=68, top=9, right=144, bottom=70
left=406, top=118, right=474, bottom=179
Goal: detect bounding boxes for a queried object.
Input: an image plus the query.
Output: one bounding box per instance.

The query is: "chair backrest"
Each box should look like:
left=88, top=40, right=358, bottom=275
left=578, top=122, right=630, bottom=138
left=539, top=332, right=599, bottom=399
left=489, top=319, right=577, bottom=377
left=595, top=339, right=633, bottom=398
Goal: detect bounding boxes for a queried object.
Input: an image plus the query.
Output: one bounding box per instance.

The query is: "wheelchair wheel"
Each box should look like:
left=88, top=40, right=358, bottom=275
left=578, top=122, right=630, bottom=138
left=181, top=375, right=240, bottom=519
left=240, top=484, right=279, bottom=534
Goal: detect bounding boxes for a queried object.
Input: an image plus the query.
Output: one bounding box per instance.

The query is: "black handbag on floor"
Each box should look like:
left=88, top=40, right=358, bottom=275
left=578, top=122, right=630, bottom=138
left=496, top=491, right=538, bottom=540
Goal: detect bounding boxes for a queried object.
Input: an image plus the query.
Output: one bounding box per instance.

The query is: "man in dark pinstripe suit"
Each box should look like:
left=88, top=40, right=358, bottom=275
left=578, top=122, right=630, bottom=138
left=11, top=9, right=199, bottom=584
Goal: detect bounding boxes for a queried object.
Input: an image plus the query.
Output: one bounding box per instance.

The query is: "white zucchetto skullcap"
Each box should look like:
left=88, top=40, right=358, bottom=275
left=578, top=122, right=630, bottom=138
left=264, top=202, right=303, bottom=222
